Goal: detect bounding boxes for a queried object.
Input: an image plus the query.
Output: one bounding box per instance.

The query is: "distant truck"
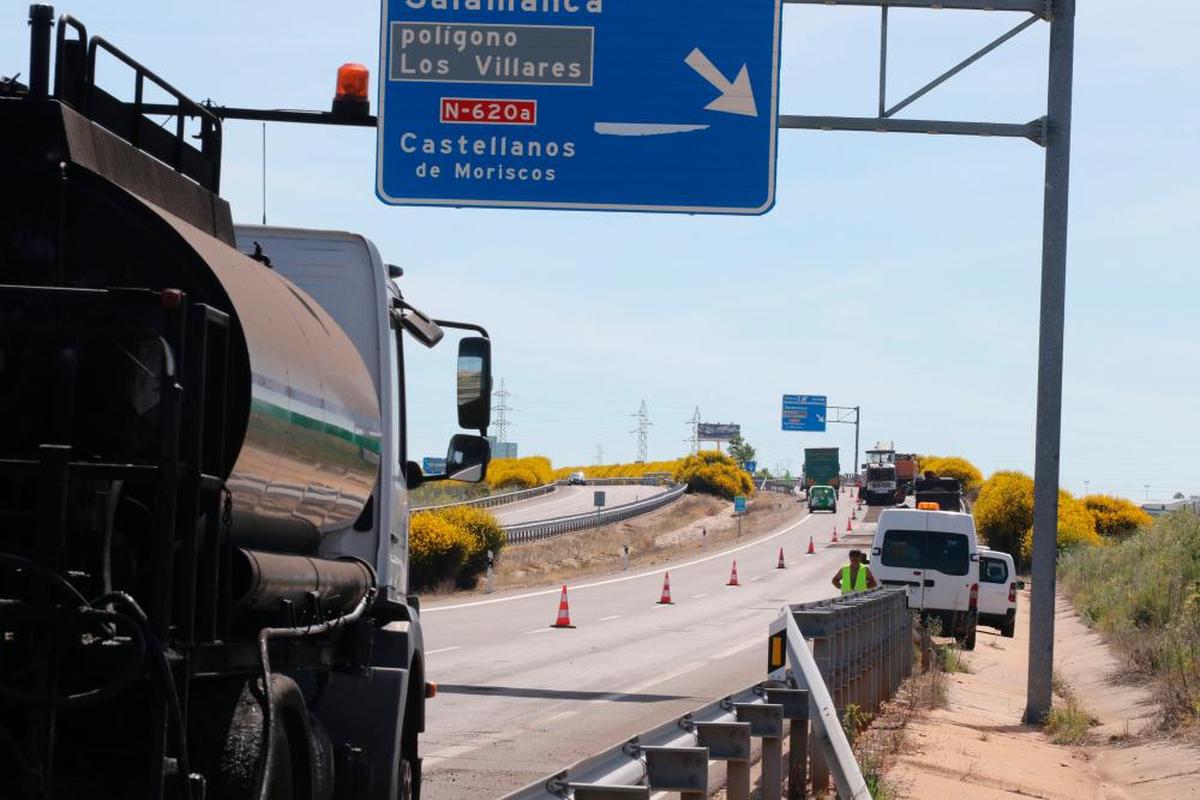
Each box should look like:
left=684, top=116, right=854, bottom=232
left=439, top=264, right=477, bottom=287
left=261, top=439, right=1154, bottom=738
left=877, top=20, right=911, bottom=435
left=895, top=453, right=919, bottom=501
left=803, top=448, right=841, bottom=490
left=862, top=442, right=899, bottom=506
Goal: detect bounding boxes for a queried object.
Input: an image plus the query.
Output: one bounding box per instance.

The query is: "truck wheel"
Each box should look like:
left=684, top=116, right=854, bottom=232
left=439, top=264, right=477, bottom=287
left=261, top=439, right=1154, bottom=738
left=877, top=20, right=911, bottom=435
left=832, top=504, right=837, bottom=514
left=1001, top=620, right=1016, bottom=638
left=399, top=758, right=414, bottom=800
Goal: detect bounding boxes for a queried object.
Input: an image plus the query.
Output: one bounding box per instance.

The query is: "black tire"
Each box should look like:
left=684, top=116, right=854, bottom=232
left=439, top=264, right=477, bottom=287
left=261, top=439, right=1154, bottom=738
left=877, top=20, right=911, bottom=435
left=398, top=758, right=414, bottom=800
left=1001, top=620, right=1016, bottom=639
left=266, top=721, right=296, bottom=800
left=962, top=624, right=977, bottom=651
left=832, top=504, right=838, bottom=514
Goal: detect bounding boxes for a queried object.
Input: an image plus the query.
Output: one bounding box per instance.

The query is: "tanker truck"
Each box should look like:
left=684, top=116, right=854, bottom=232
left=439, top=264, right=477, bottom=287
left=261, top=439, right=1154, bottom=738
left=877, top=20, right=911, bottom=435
left=0, top=8, right=490, bottom=799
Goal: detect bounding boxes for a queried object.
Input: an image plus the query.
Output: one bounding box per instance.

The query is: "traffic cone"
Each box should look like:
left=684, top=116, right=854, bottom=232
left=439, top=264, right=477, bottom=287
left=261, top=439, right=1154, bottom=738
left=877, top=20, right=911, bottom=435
left=806, top=536, right=815, bottom=555
left=832, top=525, right=839, bottom=544
left=777, top=548, right=787, bottom=569
left=727, top=561, right=740, bottom=586
left=551, top=585, right=575, bottom=628
left=846, top=517, right=853, bottom=533
left=658, top=572, right=674, bottom=604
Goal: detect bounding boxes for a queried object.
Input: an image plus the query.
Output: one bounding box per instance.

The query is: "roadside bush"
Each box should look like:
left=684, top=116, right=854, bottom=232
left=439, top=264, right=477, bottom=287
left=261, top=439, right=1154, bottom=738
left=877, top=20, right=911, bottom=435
left=674, top=450, right=754, bottom=500
left=409, top=506, right=506, bottom=589
left=1083, top=494, right=1153, bottom=540
left=409, top=511, right=474, bottom=589
left=441, top=505, right=507, bottom=584
left=974, top=471, right=1101, bottom=562
left=974, top=471, right=1034, bottom=559
left=1060, top=512, right=1200, bottom=727
left=486, top=456, right=554, bottom=489
left=917, top=455, right=983, bottom=494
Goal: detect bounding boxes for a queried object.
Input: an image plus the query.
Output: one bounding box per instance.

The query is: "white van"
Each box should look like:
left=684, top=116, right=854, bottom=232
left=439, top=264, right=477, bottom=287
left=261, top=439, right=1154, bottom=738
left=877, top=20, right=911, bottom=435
left=871, top=506, right=980, bottom=649
left=978, top=547, right=1021, bottom=638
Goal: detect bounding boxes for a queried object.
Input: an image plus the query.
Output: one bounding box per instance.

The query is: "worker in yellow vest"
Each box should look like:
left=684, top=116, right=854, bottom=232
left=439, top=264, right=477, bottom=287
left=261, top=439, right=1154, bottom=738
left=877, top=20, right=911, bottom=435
left=831, top=549, right=878, bottom=594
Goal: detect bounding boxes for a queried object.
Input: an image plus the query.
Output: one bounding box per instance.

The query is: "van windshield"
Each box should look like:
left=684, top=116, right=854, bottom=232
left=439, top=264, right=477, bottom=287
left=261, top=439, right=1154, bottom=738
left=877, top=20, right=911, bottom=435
left=880, top=529, right=970, bottom=576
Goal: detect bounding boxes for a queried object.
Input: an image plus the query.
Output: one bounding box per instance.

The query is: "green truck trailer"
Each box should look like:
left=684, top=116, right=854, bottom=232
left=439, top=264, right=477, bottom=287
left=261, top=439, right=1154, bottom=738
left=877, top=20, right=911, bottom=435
left=803, top=447, right=841, bottom=489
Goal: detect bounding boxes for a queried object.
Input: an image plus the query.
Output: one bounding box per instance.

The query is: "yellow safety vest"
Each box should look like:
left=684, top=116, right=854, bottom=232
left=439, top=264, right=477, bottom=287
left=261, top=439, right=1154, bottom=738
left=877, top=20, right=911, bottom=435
left=841, top=564, right=869, bottom=594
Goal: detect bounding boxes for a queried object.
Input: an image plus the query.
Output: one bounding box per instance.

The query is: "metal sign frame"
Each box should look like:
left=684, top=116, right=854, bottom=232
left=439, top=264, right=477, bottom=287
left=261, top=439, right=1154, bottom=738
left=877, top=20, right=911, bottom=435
left=780, top=0, right=1074, bottom=722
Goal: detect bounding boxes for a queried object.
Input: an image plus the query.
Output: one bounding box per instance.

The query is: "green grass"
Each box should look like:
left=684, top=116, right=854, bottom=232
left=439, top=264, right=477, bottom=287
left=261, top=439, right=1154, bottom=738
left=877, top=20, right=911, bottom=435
left=937, top=644, right=972, bottom=674
left=1059, top=511, right=1200, bottom=726
left=1044, top=698, right=1094, bottom=745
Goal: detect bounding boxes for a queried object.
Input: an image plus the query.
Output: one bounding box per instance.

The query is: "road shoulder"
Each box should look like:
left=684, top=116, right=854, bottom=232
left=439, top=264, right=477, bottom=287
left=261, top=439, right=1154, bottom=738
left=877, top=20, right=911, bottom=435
left=883, top=589, right=1200, bottom=799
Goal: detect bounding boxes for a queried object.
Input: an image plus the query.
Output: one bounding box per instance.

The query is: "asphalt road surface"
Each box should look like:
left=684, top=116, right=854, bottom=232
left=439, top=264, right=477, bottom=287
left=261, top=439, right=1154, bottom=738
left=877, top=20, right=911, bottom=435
left=491, top=484, right=669, bottom=526
left=420, top=489, right=873, bottom=798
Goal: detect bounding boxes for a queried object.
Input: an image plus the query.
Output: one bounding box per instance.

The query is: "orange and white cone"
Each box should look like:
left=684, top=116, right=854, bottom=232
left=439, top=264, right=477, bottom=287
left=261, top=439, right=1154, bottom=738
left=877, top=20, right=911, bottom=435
left=777, top=547, right=787, bottom=569
left=846, top=517, right=853, bottom=533
left=727, top=561, right=741, bottom=586
left=831, top=525, right=839, bottom=544
left=658, top=572, right=674, bottom=604
left=551, top=584, right=575, bottom=628
left=806, top=536, right=815, bottom=555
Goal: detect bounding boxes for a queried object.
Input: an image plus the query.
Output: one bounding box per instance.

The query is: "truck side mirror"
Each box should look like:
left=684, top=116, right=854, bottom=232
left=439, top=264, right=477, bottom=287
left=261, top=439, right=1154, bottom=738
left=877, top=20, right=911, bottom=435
left=445, top=433, right=491, bottom=483
left=457, top=336, right=491, bottom=432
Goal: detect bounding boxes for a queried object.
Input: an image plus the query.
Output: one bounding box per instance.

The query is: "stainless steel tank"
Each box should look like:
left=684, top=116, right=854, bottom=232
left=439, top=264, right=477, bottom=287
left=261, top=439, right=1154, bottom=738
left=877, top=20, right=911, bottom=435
left=144, top=201, right=383, bottom=550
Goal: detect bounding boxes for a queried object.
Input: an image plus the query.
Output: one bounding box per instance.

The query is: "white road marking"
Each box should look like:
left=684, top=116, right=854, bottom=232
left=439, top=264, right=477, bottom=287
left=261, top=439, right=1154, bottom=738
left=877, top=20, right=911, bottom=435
left=692, top=593, right=708, bottom=599
left=526, top=627, right=555, bottom=635
left=598, top=614, right=621, bottom=622
left=426, top=646, right=461, bottom=655
left=751, top=576, right=762, bottom=582
left=425, top=513, right=814, bottom=613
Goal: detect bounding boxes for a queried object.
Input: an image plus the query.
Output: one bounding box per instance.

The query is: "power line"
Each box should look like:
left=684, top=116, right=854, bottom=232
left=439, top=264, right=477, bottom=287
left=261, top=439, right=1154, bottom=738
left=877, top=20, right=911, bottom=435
left=630, top=399, right=651, bottom=463
left=491, top=377, right=513, bottom=442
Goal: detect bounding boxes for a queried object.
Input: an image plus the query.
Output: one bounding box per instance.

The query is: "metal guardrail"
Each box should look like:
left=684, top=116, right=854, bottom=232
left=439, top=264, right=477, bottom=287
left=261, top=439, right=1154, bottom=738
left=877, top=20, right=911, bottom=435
left=414, top=477, right=675, bottom=512
left=769, top=587, right=912, bottom=798
left=414, top=482, right=557, bottom=512
left=502, top=588, right=910, bottom=799
left=503, top=482, right=687, bottom=544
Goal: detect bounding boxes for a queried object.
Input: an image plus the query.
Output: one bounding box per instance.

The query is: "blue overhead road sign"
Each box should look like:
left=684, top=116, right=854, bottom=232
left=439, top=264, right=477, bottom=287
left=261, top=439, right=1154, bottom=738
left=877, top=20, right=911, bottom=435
left=376, top=0, right=782, bottom=213
left=782, top=394, right=827, bottom=432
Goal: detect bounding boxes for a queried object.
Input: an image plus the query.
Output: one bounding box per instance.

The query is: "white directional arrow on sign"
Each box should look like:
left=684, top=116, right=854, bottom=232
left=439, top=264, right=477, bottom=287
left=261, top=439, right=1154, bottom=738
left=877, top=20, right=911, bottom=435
left=685, top=47, right=757, bottom=118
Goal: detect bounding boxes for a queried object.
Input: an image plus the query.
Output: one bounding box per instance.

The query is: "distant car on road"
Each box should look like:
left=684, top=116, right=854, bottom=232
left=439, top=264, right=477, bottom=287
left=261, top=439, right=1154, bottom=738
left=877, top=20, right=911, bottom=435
left=567, top=471, right=586, bottom=485
left=808, top=485, right=837, bottom=514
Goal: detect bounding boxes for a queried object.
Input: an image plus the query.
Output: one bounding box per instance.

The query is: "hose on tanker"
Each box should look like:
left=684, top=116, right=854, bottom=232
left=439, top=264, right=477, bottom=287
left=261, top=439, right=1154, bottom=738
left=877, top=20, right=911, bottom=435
left=0, top=555, right=145, bottom=709
left=0, top=554, right=193, bottom=800
left=251, top=589, right=376, bottom=800
left=92, top=591, right=194, bottom=800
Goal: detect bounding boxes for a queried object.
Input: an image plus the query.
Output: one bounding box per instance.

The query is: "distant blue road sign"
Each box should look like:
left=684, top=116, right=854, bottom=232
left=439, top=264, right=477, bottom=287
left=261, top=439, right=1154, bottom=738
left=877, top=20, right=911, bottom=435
left=376, top=0, right=782, bottom=213
left=782, top=394, right=827, bottom=432
left=743, top=460, right=757, bottom=474
left=734, top=495, right=747, bottom=514
left=594, top=490, right=606, bottom=508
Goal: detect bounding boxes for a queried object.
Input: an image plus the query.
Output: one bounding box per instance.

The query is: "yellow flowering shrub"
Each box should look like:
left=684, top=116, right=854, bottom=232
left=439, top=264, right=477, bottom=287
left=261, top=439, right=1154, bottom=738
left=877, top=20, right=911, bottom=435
left=674, top=450, right=754, bottom=501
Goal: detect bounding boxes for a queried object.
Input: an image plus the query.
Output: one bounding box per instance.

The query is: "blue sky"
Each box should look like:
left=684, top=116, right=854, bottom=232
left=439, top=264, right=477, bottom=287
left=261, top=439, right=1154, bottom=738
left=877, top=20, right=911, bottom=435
left=5, top=1, right=1196, bottom=500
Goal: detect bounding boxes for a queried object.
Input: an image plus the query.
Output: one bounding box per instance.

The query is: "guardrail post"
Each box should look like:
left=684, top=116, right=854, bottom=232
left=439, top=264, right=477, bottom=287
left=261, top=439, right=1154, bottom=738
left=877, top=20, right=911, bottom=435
left=696, top=721, right=752, bottom=800
left=735, top=703, right=784, bottom=800
left=766, top=687, right=810, bottom=800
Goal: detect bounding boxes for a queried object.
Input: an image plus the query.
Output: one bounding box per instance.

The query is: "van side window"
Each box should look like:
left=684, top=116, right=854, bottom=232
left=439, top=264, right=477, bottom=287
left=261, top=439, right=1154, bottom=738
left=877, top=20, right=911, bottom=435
left=881, top=530, right=925, bottom=569
left=980, top=557, right=1008, bottom=583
